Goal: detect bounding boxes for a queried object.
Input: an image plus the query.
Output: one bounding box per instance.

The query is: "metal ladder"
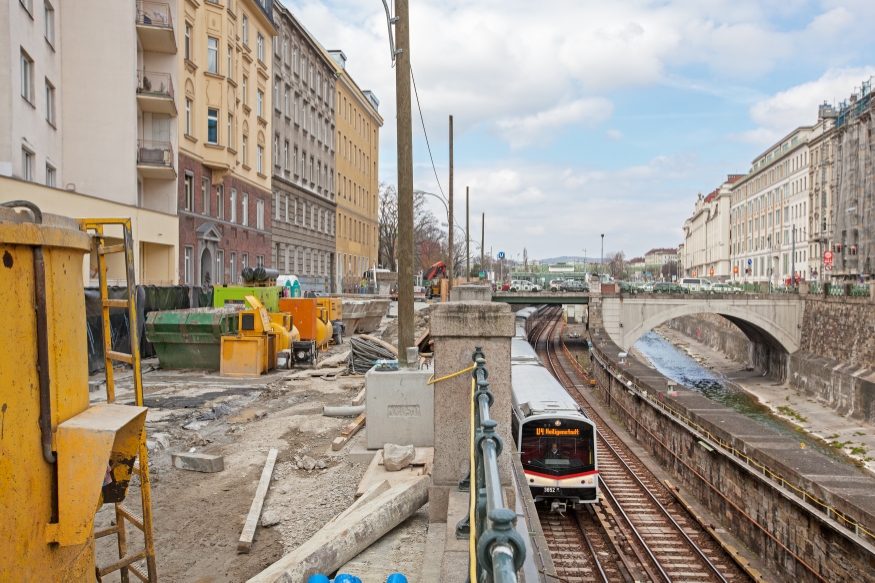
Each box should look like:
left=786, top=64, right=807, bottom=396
left=79, top=219, right=158, bottom=583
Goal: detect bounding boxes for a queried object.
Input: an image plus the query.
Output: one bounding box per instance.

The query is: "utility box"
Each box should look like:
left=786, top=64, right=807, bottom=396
left=213, top=286, right=281, bottom=312
left=145, top=307, right=241, bottom=370
left=220, top=336, right=268, bottom=377
left=365, top=368, right=434, bottom=449
left=279, top=298, right=319, bottom=340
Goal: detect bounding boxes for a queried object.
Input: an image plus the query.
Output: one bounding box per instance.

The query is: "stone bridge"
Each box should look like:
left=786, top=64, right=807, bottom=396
left=599, top=293, right=804, bottom=355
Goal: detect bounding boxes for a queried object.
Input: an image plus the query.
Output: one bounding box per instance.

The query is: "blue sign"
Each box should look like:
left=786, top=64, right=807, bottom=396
left=747, top=259, right=752, bottom=266
left=498, top=251, right=505, bottom=259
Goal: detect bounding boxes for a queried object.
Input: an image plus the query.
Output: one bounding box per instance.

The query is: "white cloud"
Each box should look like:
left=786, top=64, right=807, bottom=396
left=736, top=67, right=875, bottom=147
left=605, top=129, right=624, bottom=141
left=496, top=99, right=615, bottom=149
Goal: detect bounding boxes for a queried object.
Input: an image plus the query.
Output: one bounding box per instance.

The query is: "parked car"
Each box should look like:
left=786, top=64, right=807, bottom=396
left=501, top=282, right=511, bottom=291
left=562, top=280, right=589, bottom=292
left=653, top=282, right=688, bottom=293
left=710, top=283, right=740, bottom=294
left=680, top=278, right=713, bottom=293
left=508, top=280, right=540, bottom=292
left=549, top=278, right=565, bottom=292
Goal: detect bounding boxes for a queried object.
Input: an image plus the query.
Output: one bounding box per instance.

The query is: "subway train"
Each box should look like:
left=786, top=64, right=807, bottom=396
left=511, top=308, right=599, bottom=508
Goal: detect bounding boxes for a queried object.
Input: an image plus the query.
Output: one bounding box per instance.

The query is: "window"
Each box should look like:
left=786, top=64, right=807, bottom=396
left=242, top=193, right=249, bottom=226
left=309, top=64, right=313, bottom=87
left=274, top=35, right=280, bottom=56
left=44, top=1, right=54, bottom=45
left=45, top=79, right=55, bottom=125
left=274, top=134, right=279, bottom=166
left=227, top=45, right=232, bottom=79
left=301, top=150, right=306, bottom=181
left=257, top=90, right=263, bottom=117
left=293, top=146, right=298, bottom=175
left=230, top=252, right=237, bottom=284
left=207, top=108, right=219, bottom=144
left=20, top=50, right=33, bottom=103
left=257, top=199, right=264, bottom=229
left=184, top=247, right=194, bottom=285
left=230, top=188, right=237, bottom=222
left=284, top=141, right=289, bottom=169
left=242, top=14, right=248, bottom=45
left=201, top=177, right=210, bottom=215
left=294, top=95, right=300, bottom=124
left=257, top=33, right=264, bottom=62
left=216, top=250, right=224, bottom=284
left=184, top=24, right=191, bottom=60
left=294, top=46, right=299, bottom=74
left=309, top=156, right=314, bottom=184
left=216, top=184, right=224, bottom=219
left=257, top=145, right=263, bottom=174
left=227, top=113, right=233, bottom=148
left=274, top=192, right=280, bottom=220
left=45, top=164, right=55, bottom=187
left=284, top=194, right=289, bottom=222
left=274, top=78, right=279, bottom=110
left=242, top=135, right=248, bottom=164
left=242, top=76, right=248, bottom=105
left=184, top=174, right=193, bottom=210
left=20, top=0, right=33, bottom=15
left=257, top=254, right=264, bottom=268
left=282, top=37, right=288, bottom=61
left=185, top=99, right=192, bottom=135
left=284, top=86, right=289, bottom=116
left=207, top=37, right=218, bottom=74
left=317, top=72, right=321, bottom=97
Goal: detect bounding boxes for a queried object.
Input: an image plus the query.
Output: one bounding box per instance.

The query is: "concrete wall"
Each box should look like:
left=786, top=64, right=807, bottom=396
left=589, top=331, right=875, bottom=582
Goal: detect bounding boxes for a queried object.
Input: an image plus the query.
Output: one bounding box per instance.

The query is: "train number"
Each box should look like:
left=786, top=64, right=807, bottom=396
left=543, top=487, right=560, bottom=494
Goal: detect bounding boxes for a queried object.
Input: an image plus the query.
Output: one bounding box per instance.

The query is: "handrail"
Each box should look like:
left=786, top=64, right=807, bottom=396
left=136, top=70, right=175, bottom=100
left=459, top=346, right=526, bottom=583
left=136, top=140, right=174, bottom=166
left=136, top=1, right=173, bottom=29
left=582, top=336, right=875, bottom=547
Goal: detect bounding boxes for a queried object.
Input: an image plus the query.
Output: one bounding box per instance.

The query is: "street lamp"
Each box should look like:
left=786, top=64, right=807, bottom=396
left=600, top=234, right=604, bottom=279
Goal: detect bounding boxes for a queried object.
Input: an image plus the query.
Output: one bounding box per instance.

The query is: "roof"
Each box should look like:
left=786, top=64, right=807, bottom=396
left=644, top=248, right=678, bottom=255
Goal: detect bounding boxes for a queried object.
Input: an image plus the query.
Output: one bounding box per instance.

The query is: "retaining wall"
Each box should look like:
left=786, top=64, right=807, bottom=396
left=588, top=321, right=875, bottom=582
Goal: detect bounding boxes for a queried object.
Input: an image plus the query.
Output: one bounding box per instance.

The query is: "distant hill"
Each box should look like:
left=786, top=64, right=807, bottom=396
left=537, top=256, right=604, bottom=264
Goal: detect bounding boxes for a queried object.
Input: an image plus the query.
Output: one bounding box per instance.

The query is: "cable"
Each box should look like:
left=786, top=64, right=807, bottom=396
left=410, top=65, right=446, bottom=202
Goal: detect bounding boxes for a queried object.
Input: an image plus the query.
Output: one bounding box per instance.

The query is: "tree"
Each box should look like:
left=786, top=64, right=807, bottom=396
left=607, top=251, right=626, bottom=279
left=378, top=183, right=398, bottom=271
left=661, top=260, right=679, bottom=281
left=378, top=184, right=445, bottom=274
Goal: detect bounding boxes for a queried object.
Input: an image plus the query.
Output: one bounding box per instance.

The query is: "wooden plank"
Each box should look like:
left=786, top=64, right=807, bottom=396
left=413, top=327, right=430, bottom=348
left=237, top=448, right=278, bottom=553
left=317, top=350, right=350, bottom=369
left=330, top=480, right=390, bottom=524
left=351, top=388, right=366, bottom=406
left=332, top=413, right=366, bottom=450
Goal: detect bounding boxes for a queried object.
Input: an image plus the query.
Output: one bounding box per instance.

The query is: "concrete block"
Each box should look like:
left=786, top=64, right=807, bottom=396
left=366, top=367, right=434, bottom=449
left=172, top=452, right=225, bottom=473
left=428, top=486, right=450, bottom=522
left=431, top=301, right=515, bottom=338
left=449, top=285, right=492, bottom=302
left=344, top=437, right=379, bottom=463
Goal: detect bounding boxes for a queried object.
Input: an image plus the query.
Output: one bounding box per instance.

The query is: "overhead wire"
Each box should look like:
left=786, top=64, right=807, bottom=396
left=410, top=65, right=446, bottom=202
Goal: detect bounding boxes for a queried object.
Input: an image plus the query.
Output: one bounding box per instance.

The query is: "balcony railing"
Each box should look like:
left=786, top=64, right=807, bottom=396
left=137, top=71, right=174, bottom=101
left=136, top=1, right=173, bottom=29
left=137, top=140, right=174, bottom=167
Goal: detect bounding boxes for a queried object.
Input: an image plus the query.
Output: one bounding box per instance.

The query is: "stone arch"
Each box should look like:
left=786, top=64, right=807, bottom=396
left=242, top=120, right=249, bottom=134
left=257, top=131, right=265, bottom=145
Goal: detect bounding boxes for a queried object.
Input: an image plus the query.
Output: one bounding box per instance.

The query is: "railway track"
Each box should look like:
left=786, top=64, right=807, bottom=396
left=532, top=307, right=751, bottom=583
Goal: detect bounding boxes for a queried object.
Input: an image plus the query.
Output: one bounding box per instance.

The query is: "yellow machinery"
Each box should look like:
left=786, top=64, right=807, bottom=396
left=220, top=294, right=297, bottom=377
left=279, top=298, right=335, bottom=365
left=0, top=203, right=154, bottom=581
left=318, top=297, right=345, bottom=344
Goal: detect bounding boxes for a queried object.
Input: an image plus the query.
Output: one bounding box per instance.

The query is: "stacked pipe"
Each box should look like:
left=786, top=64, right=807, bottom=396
left=347, top=337, right=396, bottom=373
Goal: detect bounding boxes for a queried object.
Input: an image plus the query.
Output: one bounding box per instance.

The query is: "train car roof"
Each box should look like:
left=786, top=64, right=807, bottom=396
left=512, top=362, right=581, bottom=417
left=515, top=307, right=538, bottom=319
left=511, top=338, right=541, bottom=363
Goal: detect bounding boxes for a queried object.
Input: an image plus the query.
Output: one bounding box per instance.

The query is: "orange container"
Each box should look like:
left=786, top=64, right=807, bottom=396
left=279, top=298, right=318, bottom=340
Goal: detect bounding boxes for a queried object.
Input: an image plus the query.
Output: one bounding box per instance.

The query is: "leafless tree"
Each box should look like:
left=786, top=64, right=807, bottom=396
left=378, top=183, right=398, bottom=271
left=379, top=184, right=445, bottom=273
left=607, top=251, right=626, bottom=279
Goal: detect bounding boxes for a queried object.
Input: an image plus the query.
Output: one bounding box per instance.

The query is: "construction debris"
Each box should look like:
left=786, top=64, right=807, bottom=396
left=322, top=405, right=366, bottom=417
left=382, top=444, right=415, bottom=471
left=238, top=448, right=279, bottom=553
left=351, top=387, right=366, bottom=406
left=246, top=476, right=429, bottom=583
left=171, top=452, right=225, bottom=473
left=332, top=413, right=366, bottom=451
left=347, top=337, right=396, bottom=374
left=317, top=350, right=351, bottom=369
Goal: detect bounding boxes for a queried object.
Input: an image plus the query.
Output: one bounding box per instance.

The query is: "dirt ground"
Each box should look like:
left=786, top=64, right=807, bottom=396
left=92, top=344, right=379, bottom=583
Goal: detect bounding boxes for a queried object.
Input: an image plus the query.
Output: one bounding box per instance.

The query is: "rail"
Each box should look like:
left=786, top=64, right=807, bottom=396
left=458, top=347, right=526, bottom=583
left=136, top=140, right=174, bottom=167
left=137, top=70, right=175, bottom=101
left=136, top=1, right=173, bottom=29
left=584, top=336, right=875, bottom=553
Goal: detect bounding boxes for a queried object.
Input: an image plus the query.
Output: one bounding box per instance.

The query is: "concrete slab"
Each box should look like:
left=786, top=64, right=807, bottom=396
left=365, top=368, right=434, bottom=449
left=171, top=452, right=224, bottom=473
left=355, top=448, right=432, bottom=497
left=420, top=520, right=446, bottom=583
left=346, top=436, right=379, bottom=463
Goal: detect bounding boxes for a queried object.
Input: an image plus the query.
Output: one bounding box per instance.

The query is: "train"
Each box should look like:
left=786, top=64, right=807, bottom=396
left=511, top=306, right=599, bottom=509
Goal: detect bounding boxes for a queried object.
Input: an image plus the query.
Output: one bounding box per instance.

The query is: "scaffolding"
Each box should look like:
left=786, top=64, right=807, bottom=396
left=831, top=77, right=875, bottom=279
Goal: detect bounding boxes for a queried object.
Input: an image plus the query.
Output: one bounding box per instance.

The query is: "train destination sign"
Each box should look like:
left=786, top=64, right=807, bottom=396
left=535, top=427, right=581, bottom=436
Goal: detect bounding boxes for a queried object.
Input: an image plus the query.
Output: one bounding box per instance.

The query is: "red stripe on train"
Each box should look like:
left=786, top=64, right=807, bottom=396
left=524, top=469, right=599, bottom=480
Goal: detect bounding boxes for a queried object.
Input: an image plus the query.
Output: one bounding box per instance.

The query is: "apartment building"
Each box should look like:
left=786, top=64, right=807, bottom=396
left=0, top=0, right=180, bottom=284
left=681, top=175, right=740, bottom=281
left=729, top=126, right=814, bottom=285
left=807, top=112, right=836, bottom=280
left=270, top=2, right=336, bottom=291
left=176, top=0, right=277, bottom=286
left=326, top=50, right=382, bottom=293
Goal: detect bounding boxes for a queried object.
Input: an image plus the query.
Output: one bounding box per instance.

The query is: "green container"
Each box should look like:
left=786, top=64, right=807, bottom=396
left=212, top=286, right=281, bottom=312
left=145, top=307, right=241, bottom=370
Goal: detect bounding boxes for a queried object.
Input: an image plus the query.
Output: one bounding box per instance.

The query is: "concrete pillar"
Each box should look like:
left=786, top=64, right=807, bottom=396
left=449, top=284, right=492, bottom=302
left=799, top=282, right=810, bottom=295
left=428, top=301, right=515, bottom=520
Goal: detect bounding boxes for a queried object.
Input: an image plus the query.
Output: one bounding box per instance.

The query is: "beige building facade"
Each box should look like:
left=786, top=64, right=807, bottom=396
left=176, top=0, right=276, bottom=285
left=681, top=175, right=739, bottom=281
left=327, top=50, right=382, bottom=292
left=0, top=0, right=179, bottom=284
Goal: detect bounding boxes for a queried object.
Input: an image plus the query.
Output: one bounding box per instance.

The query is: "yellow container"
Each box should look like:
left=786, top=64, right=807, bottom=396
left=0, top=207, right=95, bottom=580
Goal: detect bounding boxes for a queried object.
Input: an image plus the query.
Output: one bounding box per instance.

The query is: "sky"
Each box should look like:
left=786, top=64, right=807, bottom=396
left=280, top=0, right=875, bottom=260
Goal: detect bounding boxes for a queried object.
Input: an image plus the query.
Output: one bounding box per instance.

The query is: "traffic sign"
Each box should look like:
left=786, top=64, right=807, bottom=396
left=747, top=259, right=752, bottom=266
left=691, top=270, right=697, bottom=277
left=733, top=265, right=739, bottom=274
left=498, top=251, right=505, bottom=259
left=823, top=250, right=834, bottom=266
left=825, top=265, right=833, bottom=271
left=709, top=268, right=714, bottom=276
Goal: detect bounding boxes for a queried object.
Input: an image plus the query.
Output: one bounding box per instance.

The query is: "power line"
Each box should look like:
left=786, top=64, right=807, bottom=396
left=410, top=65, right=446, bottom=202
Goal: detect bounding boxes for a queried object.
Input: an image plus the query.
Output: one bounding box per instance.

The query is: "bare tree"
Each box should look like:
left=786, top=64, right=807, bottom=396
left=378, top=182, right=398, bottom=271
left=379, top=184, right=445, bottom=274
left=607, top=251, right=626, bottom=279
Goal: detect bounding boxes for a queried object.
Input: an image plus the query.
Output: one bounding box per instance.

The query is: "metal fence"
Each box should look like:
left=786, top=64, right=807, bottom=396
left=455, top=348, right=525, bottom=583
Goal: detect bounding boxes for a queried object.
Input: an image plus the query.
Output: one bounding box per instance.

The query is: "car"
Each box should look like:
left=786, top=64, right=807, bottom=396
left=509, top=280, right=541, bottom=292
left=501, top=282, right=512, bottom=291
left=710, top=283, right=740, bottom=294
left=562, top=280, right=589, bottom=292
left=639, top=282, right=654, bottom=292
left=680, top=277, right=713, bottom=293
left=653, top=282, right=688, bottom=293
left=549, top=279, right=565, bottom=292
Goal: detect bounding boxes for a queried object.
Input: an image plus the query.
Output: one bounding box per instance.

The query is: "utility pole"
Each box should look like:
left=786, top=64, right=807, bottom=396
left=395, top=0, right=414, bottom=366
left=481, top=212, right=485, bottom=279
left=448, top=115, right=453, bottom=292
left=600, top=234, right=604, bottom=279
left=466, top=187, right=470, bottom=282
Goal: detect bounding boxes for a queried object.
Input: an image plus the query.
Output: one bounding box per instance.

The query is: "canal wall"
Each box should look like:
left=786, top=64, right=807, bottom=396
left=586, top=307, right=875, bottom=582
left=667, top=300, right=875, bottom=423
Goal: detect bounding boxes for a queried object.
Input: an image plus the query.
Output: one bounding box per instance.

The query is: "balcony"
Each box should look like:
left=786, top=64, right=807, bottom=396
left=137, top=140, right=176, bottom=180
left=136, top=2, right=177, bottom=54
left=137, top=71, right=177, bottom=116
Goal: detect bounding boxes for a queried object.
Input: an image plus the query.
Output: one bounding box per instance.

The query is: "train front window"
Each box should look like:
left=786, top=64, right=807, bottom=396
left=520, top=418, right=594, bottom=476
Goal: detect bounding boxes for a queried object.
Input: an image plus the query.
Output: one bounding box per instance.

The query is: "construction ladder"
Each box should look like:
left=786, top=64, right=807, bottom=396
left=79, top=219, right=158, bottom=583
